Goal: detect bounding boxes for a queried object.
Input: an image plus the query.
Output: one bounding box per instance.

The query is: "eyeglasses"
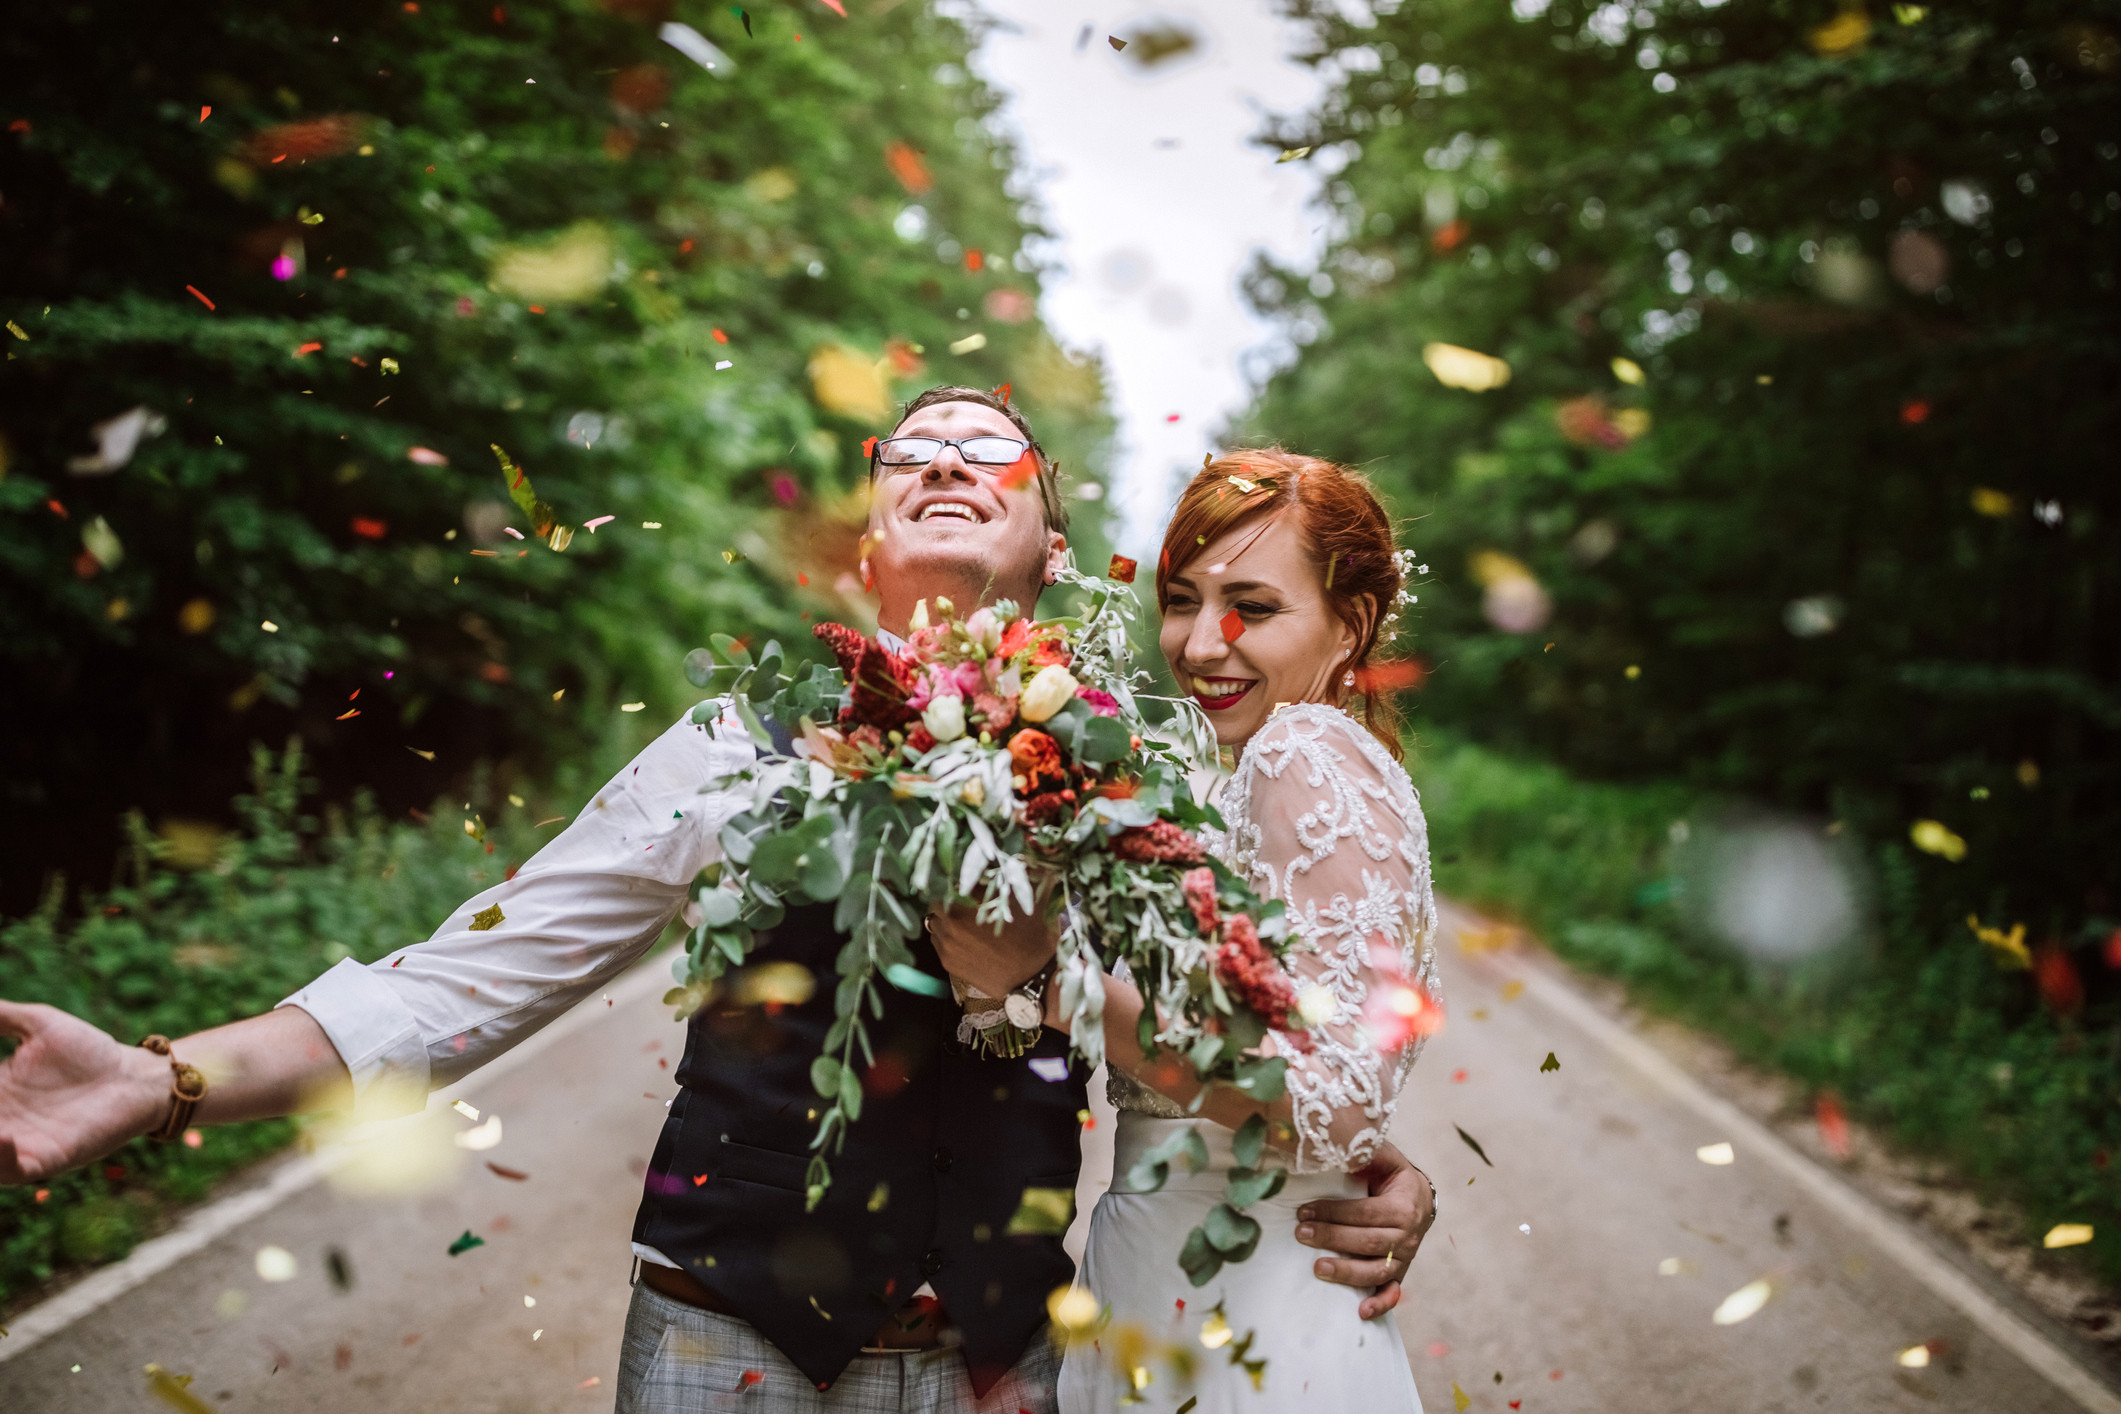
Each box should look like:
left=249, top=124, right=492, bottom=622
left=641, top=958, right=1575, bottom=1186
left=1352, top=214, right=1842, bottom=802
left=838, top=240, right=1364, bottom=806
left=872, top=435, right=1032, bottom=467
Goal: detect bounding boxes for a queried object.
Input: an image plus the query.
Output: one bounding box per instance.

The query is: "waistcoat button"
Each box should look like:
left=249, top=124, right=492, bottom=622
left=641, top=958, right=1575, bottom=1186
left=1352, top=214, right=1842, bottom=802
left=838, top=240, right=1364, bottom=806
left=932, top=1146, right=952, bottom=1172
left=921, top=1248, right=945, bottom=1277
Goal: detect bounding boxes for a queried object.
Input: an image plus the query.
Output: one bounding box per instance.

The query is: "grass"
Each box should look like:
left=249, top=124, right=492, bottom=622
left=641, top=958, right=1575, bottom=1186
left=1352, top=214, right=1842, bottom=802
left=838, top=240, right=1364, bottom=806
left=1407, top=728, right=2121, bottom=1287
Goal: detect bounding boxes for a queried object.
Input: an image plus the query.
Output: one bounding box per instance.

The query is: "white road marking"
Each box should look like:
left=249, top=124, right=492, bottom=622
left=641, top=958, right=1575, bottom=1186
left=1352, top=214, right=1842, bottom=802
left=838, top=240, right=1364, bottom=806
left=0, top=951, right=677, bottom=1363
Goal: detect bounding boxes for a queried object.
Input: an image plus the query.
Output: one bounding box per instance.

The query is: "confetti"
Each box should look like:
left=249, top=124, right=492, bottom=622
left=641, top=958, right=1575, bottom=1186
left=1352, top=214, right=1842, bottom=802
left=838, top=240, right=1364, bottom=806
left=407, top=446, right=449, bottom=466
left=1276, top=146, right=1311, bottom=163
left=1451, top=1068, right=1467, bottom=1083
left=1006, top=1186, right=1077, bottom=1236
left=1540, top=1051, right=1560, bottom=1072
left=184, top=284, right=216, bottom=310
left=407, top=747, right=435, bottom=761
left=1711, top=1278, right=1774, bottom=1324
left=2044, top=1223, right=2095, bottom=1248
left=1108, top=34, right=1127, bottom=51
left=1910, top=819, right=1967, bottom=861
left=1351, top=660, right=1428, bottom=694
left=469, top=904, right=505, bottom=931
left=199, top=106, right=211, bottom=122
left=1697, top=1142, right=1735, bottom=1165
left=1898, top=1343, right=1932, bottom=1367
left=1815, top=1093, right=1851, bottom=1158
left=380, top=356, right=400, bottom=374
left=1454, top=1124, right=1493, bottom=1167
left=254, top=1246, right=297, bottom=1282
left=948, top=331, right=987, bottom=355
left=145, top=1365, right=214, bottom=1414
left=4, top=320, right=27, bottom=341
left=621, top=701, right=647, bottom=712
left=584, top=515, right=615, bottom=531
left=453, top=1115, right=504, bottom=1150
left=486, top=1161, right=531, bottom=1181
left=452, top=1100, right=481, bottom=1120
left=446, top=1230, right=486, bottom=1257
left=1452, top=1382, right=1471, bottom=1412
left=326, top=1248, right=354, bottom=1290
left=996, top=446, right=1039, bottom=490
left=1421, top=342, right=1512, bottom=392
left=1217, top=609, right=1245, bottom=643
left=885, top=141, right=933, bottom=196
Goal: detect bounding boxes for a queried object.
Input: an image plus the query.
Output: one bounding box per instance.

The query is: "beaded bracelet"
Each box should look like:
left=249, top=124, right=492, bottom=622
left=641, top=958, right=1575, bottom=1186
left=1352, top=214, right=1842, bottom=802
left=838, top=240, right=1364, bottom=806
left=138, top=1035, right=208, bottom=1143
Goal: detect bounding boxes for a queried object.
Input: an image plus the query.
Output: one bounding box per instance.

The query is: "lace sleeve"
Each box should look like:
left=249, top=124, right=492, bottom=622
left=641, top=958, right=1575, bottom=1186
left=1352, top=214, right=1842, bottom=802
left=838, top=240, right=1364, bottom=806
left=1236, top=707, right=1440, bottom=1172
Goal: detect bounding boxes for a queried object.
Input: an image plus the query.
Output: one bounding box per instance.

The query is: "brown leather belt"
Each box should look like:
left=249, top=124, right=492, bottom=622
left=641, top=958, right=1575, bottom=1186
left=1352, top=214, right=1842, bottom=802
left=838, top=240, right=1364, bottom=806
left=639, top=1262, right=948, bottom=1350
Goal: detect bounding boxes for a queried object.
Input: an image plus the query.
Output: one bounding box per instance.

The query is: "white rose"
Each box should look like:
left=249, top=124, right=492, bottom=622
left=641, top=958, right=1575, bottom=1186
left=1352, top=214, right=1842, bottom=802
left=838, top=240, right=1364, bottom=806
left=921, top=692, right=967, bottom=742
left=1019, top=664, right=1079, bottom=723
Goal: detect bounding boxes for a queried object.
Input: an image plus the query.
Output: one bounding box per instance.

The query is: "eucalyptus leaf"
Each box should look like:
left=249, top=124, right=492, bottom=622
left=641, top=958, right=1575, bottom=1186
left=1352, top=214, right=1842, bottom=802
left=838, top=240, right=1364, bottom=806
left=1178, top=1226, right=1223, bottom=1287
left=1201, top=1202, right=1262, bottom=1258
left=1232, top=1113, right=1268, bottom=1169
left=710, top=632, right=752, bottom=669
left=1233, top=1055, right=1289, bottom=1104
left=683, top=647, right=718, bottom=688
left=1223, top=1166, right=1286, bottom=1207
left=810, top=1055, right=842, bottom=1098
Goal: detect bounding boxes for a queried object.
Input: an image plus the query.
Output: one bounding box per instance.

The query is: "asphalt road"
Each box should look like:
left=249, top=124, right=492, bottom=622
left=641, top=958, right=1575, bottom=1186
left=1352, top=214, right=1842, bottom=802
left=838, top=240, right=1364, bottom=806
left=3, top=918, right=2106, bottom=1413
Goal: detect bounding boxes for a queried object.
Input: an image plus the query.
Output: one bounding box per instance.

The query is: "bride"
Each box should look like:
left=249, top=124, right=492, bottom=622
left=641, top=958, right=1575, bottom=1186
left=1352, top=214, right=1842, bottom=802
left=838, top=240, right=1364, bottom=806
left=1051, top=450, right=1440, bottom=1412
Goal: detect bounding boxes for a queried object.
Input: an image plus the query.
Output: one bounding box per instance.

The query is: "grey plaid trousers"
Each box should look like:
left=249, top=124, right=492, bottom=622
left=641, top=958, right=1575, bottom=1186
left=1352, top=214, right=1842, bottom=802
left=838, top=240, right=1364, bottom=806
left=615, top=1282, right=1061, bottom=1414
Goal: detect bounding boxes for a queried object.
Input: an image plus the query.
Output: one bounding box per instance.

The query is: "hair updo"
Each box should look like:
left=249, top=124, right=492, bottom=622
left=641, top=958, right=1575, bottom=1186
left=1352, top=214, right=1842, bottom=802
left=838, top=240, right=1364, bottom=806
left=1154, top=449, right=1407, bottom=759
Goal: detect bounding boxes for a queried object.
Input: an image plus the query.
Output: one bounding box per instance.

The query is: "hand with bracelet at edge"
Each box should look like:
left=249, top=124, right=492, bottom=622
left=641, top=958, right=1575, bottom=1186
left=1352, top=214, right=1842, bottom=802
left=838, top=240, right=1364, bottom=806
left=925, top=896, right=1060, bottom=1002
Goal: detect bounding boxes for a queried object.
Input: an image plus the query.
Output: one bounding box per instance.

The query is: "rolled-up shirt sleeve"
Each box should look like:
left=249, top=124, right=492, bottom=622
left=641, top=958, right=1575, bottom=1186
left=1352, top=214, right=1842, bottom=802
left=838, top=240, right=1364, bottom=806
left=278, top=703, right=756, bottom=1118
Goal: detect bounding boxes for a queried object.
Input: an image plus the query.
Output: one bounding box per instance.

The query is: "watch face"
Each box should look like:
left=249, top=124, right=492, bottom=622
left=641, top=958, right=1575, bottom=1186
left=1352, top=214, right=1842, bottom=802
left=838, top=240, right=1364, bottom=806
left=1004, top=994, right=1043, bottom=1029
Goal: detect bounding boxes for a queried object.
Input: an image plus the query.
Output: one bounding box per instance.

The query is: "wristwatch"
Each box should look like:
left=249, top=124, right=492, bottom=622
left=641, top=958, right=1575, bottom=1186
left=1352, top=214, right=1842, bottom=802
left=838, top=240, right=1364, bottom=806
left=956, top=963, right=1052, bottom=1059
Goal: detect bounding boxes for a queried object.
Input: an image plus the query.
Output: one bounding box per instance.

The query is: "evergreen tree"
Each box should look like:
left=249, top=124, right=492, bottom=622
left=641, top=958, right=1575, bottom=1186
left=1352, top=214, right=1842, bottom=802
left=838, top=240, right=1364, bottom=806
left=0, top=0, right=1111, bottom=908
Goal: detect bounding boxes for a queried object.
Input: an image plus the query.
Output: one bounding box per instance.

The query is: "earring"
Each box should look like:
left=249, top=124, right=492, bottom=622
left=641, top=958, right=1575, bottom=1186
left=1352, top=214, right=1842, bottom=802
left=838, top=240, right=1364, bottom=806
left=1343, top=670, right=1355, bottom=687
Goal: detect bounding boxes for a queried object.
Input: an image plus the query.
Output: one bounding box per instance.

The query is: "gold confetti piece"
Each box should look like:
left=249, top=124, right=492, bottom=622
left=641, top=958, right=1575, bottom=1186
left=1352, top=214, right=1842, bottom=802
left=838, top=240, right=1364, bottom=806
left=523, top=1294, right=536, bottom=1308
left=1898, top=1344, right=1932, bottom=1368
left=380, top=357, right=399, bottom=374
left=1422, top=342, right=1511, bottom=392
left=1452, top=1382, right=1471, bottom=1412
left=469, top=904, right=504, bottom=931
left=261, top=620, right=279, bottom=632
left=1500, top=979, right=1524, bottom=1001
left=1696, top=1142, right=1735, bottom=1165
left=1969, top=486, right=2014, bottom=517
left=642, top=521, right=662, bottom=529
left=406, top=747, right=435, bottom=761
left=1455, top=1124, right=1494, bottom=1167
left=721, top=547, right=745, bottom=565
left=5, top=320, right=28, bottom=341
left=948, top=331, right=988, bottom=355
left=1610, top=356, right=1646, bottom=385
left=1711, top=1278, right=1774, bottom=1325
left=1006, top=1186, right=1076, bottom=1236
left=508, top=794, right=525, bottom=807
left=1625, top=664, right=1642, bottom=679
left=1276, top=146, right=1311, bottom=163
left=1657, top=1257, right=1694, bottom=1275
left=867, top=1181, right=890, bottom=1213
left=1199, top=1308, right=1233, bottom=1349
left=145, top=1365, right=214, bottom=1414
left=1967, top=914, right=2030, bottom=967
left=620, top=701, right=647, bottom=712
left=1911, top=819, right=1967, bottom=861
left=2044, top=1223, right=2095, bottom=1248
left=552, top=689, right=565, bottom=701
left=452, top=1100, right=481, bottom=1120
left=532, top=1329, right=542, bottom=1340
left=1540, top=1051, right=1559, bottom=1072
left=536, top=815, right=567, bottom=827
left=1047, top=1284, right=1100, bottom=1335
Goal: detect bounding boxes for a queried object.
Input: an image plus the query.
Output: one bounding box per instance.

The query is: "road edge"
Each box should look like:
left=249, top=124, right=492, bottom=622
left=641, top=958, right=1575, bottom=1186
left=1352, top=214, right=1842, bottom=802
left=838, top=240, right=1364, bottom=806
left=0, top=949, right=677, bottom=1364
left=1489, top=939, right=2121, bottom=1414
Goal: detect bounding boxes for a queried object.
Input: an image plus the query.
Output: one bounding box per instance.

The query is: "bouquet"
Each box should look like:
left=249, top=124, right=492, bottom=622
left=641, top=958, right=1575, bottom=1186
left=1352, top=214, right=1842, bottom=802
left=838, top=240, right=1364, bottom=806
left=670, top=560, right=1321, bottom=1283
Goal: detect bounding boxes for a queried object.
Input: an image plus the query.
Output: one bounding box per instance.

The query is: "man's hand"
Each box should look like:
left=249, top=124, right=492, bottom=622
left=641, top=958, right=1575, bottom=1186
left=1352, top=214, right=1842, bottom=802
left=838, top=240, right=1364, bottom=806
left=0, top=1001, right=169, bottom=1184
left=926, top=902, right=1059, bottom=1000
left=1293, top=1140, right=1436, bottom=1321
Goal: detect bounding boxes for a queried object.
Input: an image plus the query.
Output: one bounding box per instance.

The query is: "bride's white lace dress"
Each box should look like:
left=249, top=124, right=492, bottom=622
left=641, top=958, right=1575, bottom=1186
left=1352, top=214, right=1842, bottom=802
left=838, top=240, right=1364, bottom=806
left=1058, top=703, right=1439, bottom=1413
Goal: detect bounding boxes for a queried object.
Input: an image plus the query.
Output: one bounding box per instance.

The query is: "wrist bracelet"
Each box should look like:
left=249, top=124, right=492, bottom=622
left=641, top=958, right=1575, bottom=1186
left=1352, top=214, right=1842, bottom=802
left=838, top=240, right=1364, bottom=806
left=139, top=1035, right=208, bottom=1143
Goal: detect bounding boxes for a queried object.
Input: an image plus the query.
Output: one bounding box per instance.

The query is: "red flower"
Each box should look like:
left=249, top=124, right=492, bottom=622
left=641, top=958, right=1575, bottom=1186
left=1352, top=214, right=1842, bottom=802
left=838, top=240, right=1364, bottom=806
left=1030, top=637, right=1072, bottom=668
left=1009, top=728, right=1065, bottom=791
left=813, top=623, right=919, bottom=728
left=1214, top=914, right=1299, bottom=1029
left=1181, top=868, right=1220, bottom=936
left=1111, top=821, right=1205, bottom=866
left=904, top=725, right=936, bottom=755
left=1022, top=790, right=1074, bottom=825
left=997, top=617, right=1032, bottom=659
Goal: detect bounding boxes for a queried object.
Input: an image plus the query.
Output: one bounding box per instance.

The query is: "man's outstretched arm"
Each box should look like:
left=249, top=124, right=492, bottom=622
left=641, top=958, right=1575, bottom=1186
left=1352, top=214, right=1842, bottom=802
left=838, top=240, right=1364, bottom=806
left=0, top=1001, right=349, bottom=1184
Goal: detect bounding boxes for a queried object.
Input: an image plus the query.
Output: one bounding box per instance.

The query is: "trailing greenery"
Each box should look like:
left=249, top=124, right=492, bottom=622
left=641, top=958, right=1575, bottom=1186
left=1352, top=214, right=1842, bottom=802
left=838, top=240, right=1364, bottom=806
left=0, top=0, right=1112, bottom=911
left=0, top=739, right=587, bottom=1308
left=1413, top=728, right=2121, bottom=1283
left=1247, top=0, right=2117, bottom=953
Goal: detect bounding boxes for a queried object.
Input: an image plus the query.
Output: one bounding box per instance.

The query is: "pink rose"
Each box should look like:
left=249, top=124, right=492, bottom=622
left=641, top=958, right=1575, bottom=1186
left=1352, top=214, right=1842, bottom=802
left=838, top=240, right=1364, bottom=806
left=1075, top=687, right=1120, bottom=717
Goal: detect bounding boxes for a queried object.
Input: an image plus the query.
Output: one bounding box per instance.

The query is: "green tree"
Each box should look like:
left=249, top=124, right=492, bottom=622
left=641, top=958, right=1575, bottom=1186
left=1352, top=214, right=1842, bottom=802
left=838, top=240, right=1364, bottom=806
left=0, top=0, right=1111, bottom=911
left=1246, top=0, right=2118, bottom=958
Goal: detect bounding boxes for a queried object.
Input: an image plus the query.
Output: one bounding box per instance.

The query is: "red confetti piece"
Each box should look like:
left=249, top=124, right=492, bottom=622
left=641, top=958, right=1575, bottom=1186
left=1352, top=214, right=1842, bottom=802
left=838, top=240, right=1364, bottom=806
left=1175, top=1298, right=1186, bottom=1312
left=861, top=436, right=878, bottom=458
left=712, top=328, right=728, bottom=344
left=1510, top=1403, right=1522, bottom=1410
left=185, top=284, right=216, bottom=310
left=1107, top=554, right=1137, bottom=583
left=493, top=4, right=506, bottom=20
left=33, top=1189, right=49, bottom=1202
left=527, top=304, right=546, bottom=314
left=1451, top=1068, right=1468, bottom=1083
left=964, top=248, right=984, bottom=272
left=46, top=499, right=68, bottom=519
left=486, top=1162, right=530, bottom=1180
left=579, top=1376, right=600, bottom=1389
left=1165, top=412, right=1181, bottom=422
left=1814, top=1092, right=1851, bottom=1159
left=1901, top=399, right=1930, bottom=425
left=996, top=448, right=1039, bottom=491
left=8, top=119, right=31, bottom=134
left=884, top=141, right=932, bottom=196
left=797, top=572, right=810, bottom=586
left=1219, top=609, right=1245, bottom=643
left=693, top=1173, right=710, bottom=1186
left=740, top=1369, right=765, bottom=1387
left=2036, top=944, right=2085, bottom=1014
left=1352, top=659, right=1428, bottom=695
left=993, top=381, right=1011, bottom=403
left=1427, top=1341, right=1450, bottom=1358
left=200, top=105, right=211, bottom=122
left=351, top=516, right=388, bottom=539
left=337, top=708, right=361, bottom=720
left=2105, top=928, right=2121, bottom=969
left=1550, top=1370, right=1564, bottom=1380
left=294, top=341, right=323, bottom=357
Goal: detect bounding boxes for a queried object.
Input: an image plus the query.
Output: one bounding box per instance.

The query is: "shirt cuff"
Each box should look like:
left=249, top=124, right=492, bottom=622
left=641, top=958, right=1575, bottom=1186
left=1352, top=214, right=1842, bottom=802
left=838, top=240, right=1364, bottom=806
left=278, top=957, right=432, bottom=1121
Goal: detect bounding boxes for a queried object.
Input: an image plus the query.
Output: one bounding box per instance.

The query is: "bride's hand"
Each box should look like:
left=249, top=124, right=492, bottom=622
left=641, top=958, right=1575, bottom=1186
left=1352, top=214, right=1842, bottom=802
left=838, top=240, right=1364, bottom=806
left=1293, top=1140, right=1434, bottom=1320
left=925, top=903, right=1058, bottom=1000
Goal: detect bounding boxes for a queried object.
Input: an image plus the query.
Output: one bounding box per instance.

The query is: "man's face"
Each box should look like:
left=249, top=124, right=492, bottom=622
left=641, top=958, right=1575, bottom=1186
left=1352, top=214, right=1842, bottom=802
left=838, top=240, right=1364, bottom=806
left=865, top=400, right=1063, bottom=617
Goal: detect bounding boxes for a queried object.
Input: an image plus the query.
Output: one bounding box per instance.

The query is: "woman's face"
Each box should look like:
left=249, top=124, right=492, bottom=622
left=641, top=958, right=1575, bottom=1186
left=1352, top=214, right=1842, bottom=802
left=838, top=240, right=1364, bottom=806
left=1159, top=510, right=1362, bottom=749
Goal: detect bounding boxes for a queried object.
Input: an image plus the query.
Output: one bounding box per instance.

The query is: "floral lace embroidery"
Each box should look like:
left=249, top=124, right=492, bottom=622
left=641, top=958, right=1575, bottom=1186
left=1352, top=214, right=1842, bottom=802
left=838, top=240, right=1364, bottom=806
left=1112, top=704, right=1439, bottom=1172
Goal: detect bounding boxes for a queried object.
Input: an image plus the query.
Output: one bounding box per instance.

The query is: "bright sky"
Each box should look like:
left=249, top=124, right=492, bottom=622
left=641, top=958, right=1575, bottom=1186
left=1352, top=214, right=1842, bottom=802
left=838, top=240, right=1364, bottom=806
left=968, top=2, right=1330, bottom=558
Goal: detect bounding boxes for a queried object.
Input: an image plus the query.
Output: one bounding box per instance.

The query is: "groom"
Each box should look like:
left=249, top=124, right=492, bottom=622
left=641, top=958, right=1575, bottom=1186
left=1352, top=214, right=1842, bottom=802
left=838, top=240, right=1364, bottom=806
left=0, top=385, right=1435, bottom=1411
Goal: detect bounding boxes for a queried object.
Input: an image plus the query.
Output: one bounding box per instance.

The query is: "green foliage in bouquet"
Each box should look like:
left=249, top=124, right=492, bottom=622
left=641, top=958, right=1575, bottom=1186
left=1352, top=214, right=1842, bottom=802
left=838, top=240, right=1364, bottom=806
left=666, top=564, right=1313, bottom=1280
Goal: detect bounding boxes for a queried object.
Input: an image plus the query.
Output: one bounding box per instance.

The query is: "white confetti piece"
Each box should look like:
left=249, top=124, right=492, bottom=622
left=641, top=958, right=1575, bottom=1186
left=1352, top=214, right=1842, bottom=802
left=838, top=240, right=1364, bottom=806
left=1712, top=1278, right=1774, bottom=1325
left=1696, top=1142, right=1735, bottom=1165
left=254, top=1246, right=297, bottom=1282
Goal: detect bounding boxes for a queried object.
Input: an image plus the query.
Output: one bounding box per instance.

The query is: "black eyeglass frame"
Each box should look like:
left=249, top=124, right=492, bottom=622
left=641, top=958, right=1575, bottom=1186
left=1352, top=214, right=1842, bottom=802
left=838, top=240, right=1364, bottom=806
left=868, top=435, right=1035, bottom=469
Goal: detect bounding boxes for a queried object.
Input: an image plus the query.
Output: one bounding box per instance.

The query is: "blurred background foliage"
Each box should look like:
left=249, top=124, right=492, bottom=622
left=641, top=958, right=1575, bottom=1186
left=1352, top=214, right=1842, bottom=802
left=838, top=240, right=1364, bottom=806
left=0, top=0, right=1113, bottom=917
left=1246, top=0, right=2120, bottom=1271
left=0, top=0, right=1110, bottom=1305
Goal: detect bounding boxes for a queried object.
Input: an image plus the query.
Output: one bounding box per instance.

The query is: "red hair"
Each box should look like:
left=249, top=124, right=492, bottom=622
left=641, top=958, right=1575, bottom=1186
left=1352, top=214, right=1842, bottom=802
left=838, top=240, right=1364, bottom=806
left=1155, top=450, right=1407, bottom=759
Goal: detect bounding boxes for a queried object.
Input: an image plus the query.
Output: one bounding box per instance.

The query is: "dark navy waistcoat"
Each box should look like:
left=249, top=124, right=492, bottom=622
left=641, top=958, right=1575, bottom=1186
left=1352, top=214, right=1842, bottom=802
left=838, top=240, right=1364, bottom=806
left=629, top=901, right=1090, bottom=1394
